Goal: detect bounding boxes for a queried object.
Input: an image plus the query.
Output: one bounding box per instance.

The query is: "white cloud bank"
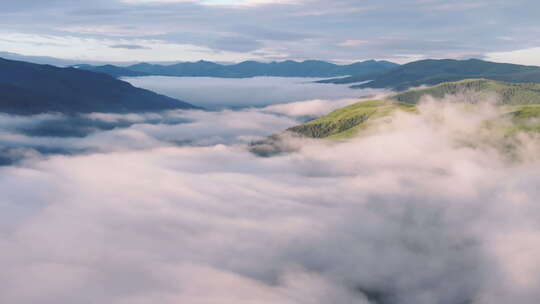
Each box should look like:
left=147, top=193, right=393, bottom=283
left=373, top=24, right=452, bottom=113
left=486, top=47, right=540, bottom=66
left=2, top=99, right=540, bottom=303
left=123, top=76, right=381, bottom=109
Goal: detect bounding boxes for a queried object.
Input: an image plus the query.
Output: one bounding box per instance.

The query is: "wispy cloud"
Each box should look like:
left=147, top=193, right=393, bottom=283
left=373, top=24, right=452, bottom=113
left=121, top=0, right=302, bottom=6
left=338, top=40, right=367, bottom=47
left=1, top=0, right=539, bottom=63
left=110, top=44, right=151, bottom=49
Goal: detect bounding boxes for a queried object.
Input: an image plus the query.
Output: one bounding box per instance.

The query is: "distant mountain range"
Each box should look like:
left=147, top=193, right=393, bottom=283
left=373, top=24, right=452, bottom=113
left=74, top=60, right=399, bottom=78
left=0, top=57, right=197, bottom=115
left=73, top=64, right=150, bottom=77
left=318, top=59, right=540, bottom=90
left=0, top=51, right=138, bottom=67
left=5, top=55, right=540, bottom=118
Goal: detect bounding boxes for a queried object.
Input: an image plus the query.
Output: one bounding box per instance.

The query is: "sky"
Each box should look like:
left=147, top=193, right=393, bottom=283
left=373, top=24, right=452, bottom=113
left=1, top=0, right=540, bottom=64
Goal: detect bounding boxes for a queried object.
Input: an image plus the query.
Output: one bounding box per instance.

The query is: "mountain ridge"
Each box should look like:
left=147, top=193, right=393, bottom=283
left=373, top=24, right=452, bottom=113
left=318, top=59, right=540, bottom=90
left=75, top=59, right=399, bottom=78
left=0, top=57, right=198, bottom=115
left=391, top=78, right=540, bottom=105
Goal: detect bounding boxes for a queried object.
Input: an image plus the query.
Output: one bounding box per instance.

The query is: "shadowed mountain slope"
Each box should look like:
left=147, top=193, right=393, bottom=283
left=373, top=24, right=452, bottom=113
left=0, top=57, right=197, bottom=115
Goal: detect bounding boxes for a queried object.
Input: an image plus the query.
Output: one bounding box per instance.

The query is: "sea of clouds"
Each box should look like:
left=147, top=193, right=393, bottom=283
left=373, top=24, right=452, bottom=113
left=1, top=78, right=540, bottom=304
left=122, top=76, right=381, bottom=109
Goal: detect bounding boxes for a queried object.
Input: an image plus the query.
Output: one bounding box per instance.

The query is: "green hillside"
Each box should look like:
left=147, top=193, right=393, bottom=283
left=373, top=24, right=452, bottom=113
left=392, top=79, right=540, bottom=105
left=317, top=59, right=540, bottom=90
left=287, top=100, right=416, bottom=139
left=356, top=59, right=540, bottom=90
left=505, top=104, right=540, bottom=133
left=287, top=79, right=540, bottom=140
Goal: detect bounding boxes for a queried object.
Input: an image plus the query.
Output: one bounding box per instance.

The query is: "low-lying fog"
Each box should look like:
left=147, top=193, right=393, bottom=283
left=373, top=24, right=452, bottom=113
left=123, top=76, right=378, bottom=109
left=1, top=78, right=540, bottom=304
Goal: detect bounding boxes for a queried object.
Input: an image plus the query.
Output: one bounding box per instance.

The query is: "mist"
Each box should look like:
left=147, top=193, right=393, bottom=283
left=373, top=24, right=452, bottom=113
left=0, top=92, right=382, bottom=164
left=2, top=85, right=540, bottom=304
left=122, top=76, right=381, bottom=109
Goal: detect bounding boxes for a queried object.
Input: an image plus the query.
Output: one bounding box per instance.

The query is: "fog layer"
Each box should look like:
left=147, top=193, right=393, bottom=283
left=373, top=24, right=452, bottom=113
left=1, top=95, right=540, bottom=303
left=122, top=76, right=380, bottom=109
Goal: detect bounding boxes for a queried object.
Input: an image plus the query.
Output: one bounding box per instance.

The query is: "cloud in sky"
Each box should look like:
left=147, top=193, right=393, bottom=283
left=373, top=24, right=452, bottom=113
left=2, top=97, right=540, bottom=303
left=110, top=44, right=151, bottom=49
left=0, top=33, right=255, bottom=62
left=122, top=0, right=302, bottom=6
left=338, top=40, right=367, bottom=47
left=1, top=0, right=540, bottom=63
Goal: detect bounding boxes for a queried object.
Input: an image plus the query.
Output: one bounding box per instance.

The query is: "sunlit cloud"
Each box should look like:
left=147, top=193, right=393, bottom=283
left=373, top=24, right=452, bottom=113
left=485, top=47, right=540, bottom=66
left=338, top=40, right=367, bottom=47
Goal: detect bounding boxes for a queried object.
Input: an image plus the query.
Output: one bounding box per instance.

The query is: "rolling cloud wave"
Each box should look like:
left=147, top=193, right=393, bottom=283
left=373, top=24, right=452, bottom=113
left=1, top=97, right=540, bottom=303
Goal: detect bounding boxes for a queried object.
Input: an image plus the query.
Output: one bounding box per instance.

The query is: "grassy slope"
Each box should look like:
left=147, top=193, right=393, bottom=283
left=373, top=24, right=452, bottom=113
left=505, top=104, right=540, bottom=133
left=288, top=79, right=540, bottom=139
left=287, top=100, right=416, bottom=139
left=392, top=79, right=540, bottom=105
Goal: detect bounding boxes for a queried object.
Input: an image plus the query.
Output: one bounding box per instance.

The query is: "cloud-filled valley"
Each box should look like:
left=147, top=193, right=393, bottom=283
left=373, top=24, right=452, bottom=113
left=3, top=0, right=540, bottom=302
left=2, top=78, right=540, bottom=304
left=123, top=76, right=376, bottom=109
left=0, top=76, right=379, bottom=164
